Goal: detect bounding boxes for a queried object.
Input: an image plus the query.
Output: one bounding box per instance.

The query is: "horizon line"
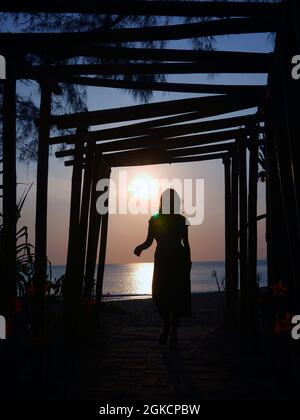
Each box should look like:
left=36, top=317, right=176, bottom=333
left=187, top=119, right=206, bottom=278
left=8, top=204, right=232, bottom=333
left=51, top=259, right=267, bottom=267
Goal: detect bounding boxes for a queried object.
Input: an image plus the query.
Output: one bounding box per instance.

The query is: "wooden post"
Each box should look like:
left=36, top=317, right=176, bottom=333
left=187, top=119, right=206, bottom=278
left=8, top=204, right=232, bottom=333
left=264, top=2, right=299, bottom=303
left=238, top=135, right=248, bottom=332
left=230, top=150, right=239, bottom=325
left=247, top=133, right=259, bottom=337
left=223, top=156, right=233, bottom=325
left=83, top=158, right=103, bottom=298
left=288, top=0, right=300, bottom=307
left=96, top=166, right=111, bottom=314
left=276, top=2, right=300, bottom=306
left=264, top=126, right=273, bottom=288
left=1, top=58, right=17, bottom=319
left=33, top=82, right=51, bottom=336
left=76, top=140, right=95, bottom=299
left=63, top=139, right=84, bottom=333
left=264, top=116, right=292, bottom=287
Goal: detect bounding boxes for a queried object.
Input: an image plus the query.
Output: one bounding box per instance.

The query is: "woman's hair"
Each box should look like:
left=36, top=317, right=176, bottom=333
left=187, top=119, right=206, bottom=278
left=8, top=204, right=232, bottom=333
left=159, top=189, right=181, bottom=215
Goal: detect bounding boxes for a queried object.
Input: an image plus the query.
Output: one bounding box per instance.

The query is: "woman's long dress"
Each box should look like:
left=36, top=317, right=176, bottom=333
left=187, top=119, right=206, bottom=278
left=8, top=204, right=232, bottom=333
left=149, top=213, right=191, bottom=318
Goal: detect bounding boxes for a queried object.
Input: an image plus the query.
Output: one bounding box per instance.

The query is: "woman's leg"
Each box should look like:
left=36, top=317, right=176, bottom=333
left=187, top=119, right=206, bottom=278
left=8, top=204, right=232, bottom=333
left=159, top=311, right=170, bottom=344
left=169, top=313, right=180, bottom=347
left=171, top=313, right=180, bottom=336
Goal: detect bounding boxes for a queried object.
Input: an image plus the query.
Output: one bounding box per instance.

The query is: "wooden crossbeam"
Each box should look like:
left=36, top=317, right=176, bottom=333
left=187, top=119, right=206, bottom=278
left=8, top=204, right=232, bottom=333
left=100, top=142, right=235, bottom=163
left=172, top=153, right=228, bottom=164
left=60, top=76, right=267, bottom=97
left=21, top=58, right=272, bottom=80
left=104, top=148, right=172, bottom=164
left=51, top=113, right=262, bottom=146
left=0, top=1, right=281, bottom=17
left=168, top=143, right=235, bottom=157
left=51, top=111, right=206, bottom=145
left=168, top=137, right=263, bottom=157
left=106, top=152, right=229, bottom=167
left=48, top=45, right=272, bottom=64
left=58, top=126, right=264, bottom=154
left=57, top=134, right=263, bottom=161
left=50, top=94, right=261, bottom=129
left=0, top=18, right=278, bottom=57
left=54, top=114, right=262, bottom=154
left=59, top=127, right=264, bottom=166
left=122, top=124, right=264, bottom=151
left=96, top=136, right=263, bottom=161
left=65, top=151, right=229, bottom=168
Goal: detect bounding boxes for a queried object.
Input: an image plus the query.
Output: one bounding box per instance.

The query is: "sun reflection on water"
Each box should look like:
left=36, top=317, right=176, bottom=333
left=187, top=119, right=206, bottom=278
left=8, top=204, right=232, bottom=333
left=130, top=262, right=153, bottom=295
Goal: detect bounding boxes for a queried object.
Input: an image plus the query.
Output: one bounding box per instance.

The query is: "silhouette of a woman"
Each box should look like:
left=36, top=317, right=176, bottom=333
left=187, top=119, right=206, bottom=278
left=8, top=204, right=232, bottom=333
left=134, top=189, right=192, bottom=344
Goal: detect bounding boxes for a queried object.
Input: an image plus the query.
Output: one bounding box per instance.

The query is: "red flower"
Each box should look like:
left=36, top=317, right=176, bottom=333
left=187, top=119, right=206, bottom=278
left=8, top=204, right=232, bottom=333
left=271, top=281, right=289, bottom=297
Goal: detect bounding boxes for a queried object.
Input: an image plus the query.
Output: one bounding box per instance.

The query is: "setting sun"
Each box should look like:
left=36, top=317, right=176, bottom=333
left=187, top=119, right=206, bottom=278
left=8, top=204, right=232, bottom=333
left=128, top=173, right=158, bottom=201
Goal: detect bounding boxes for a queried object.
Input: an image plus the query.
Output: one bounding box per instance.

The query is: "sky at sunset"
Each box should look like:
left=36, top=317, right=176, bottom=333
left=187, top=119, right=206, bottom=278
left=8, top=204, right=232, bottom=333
left=16, top=33, right=272, bottom=265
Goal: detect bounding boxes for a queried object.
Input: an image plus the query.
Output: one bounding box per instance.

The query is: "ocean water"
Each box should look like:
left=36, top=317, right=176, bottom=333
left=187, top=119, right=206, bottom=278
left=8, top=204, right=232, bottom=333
left=50, top=260, right=267, bottom=300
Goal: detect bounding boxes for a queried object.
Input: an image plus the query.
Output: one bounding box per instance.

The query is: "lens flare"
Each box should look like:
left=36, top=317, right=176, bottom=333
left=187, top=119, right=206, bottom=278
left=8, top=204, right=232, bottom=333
left=128, top=174, right=158, bottom=200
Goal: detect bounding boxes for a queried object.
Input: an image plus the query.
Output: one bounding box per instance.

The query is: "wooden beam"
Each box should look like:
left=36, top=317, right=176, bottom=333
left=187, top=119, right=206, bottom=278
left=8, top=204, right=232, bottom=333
left=22, top=59, right=272, bottom=80
left=51, top=111, right=206, bottom=145
left=61, top=76, right=267, bottom=97
left=172, top=153, right=228, bottom=164
left=101, top=142, right=235, bottom=163
left=106, top=152, right=228, bottom=167
left=159, top=118, right=263, bottom=147
left=0, top=58, right=17, bottom=319
left=169, top=142, right=236, bottom=157
left=99, top=126, right=264, bottom=152
left=0, top=18, right=278, bottom=59
left=64, top=151, right=229, bottom=168
left=51, top=113, right=262, bottom=146
left=62, top=127, right=264, bottom=164
left=48, top=45, right=272, bottom=65
left=104, top=149, right=171, bottom=165
left=33, top=83, right=51, bottom=337
left=51, top=94, right=261, bottom=129
left=0, top=1, right=281, bottom=17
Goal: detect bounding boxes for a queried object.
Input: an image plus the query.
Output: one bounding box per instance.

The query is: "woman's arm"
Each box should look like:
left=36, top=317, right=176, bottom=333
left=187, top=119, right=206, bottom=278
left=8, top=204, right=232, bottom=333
left=134, top=224, right=154, bottom=257
left=182, top=225, right=192, bottom=265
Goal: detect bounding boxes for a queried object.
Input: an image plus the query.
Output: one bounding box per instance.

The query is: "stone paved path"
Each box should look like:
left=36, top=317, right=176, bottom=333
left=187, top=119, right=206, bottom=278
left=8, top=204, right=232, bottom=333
left=82, top=295, right=285, bottom=400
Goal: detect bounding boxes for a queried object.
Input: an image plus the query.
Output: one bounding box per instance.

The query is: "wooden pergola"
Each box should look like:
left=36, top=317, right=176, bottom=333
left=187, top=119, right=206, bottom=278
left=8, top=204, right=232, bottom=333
left=0, top=0, right=299, bottom=340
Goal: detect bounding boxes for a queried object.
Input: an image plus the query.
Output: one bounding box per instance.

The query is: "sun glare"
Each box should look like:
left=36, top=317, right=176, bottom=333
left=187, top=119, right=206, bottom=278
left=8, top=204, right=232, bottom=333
left=128, top=174, right=158, bottom=201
